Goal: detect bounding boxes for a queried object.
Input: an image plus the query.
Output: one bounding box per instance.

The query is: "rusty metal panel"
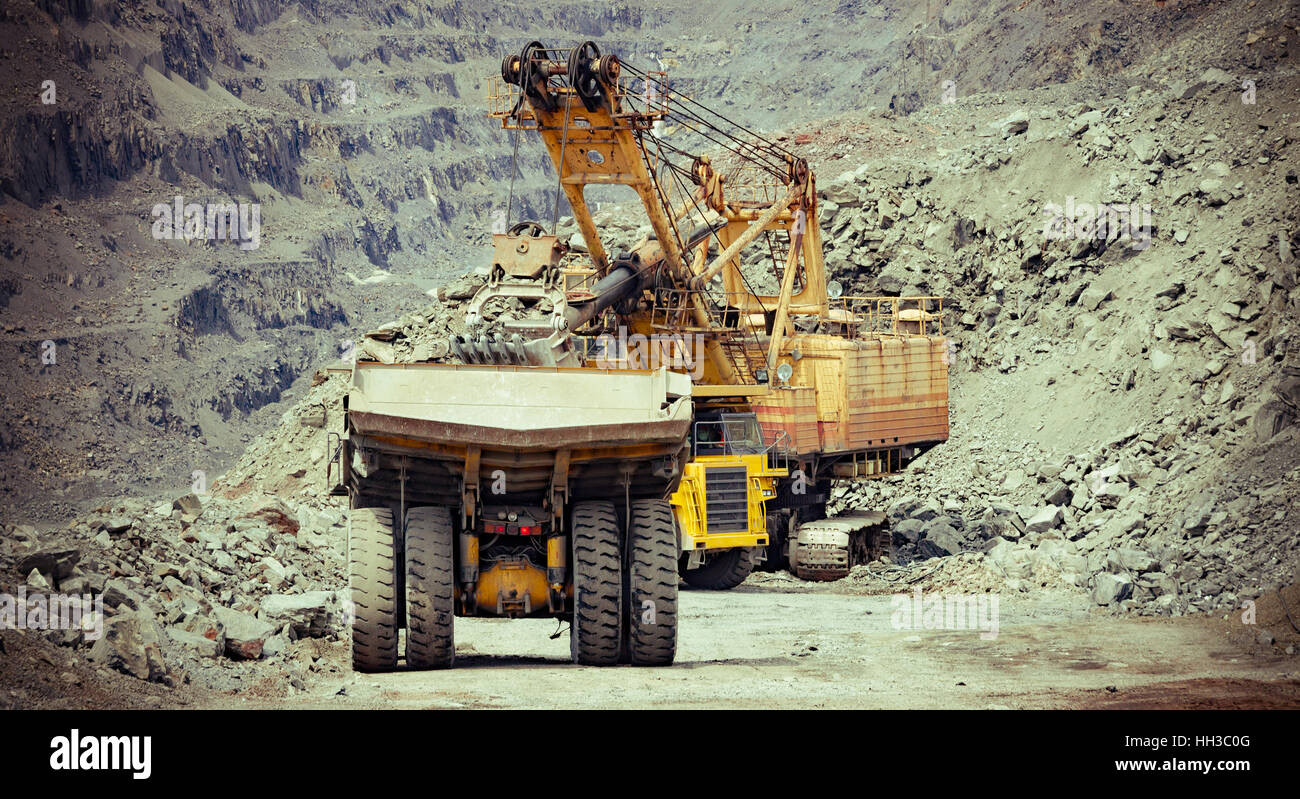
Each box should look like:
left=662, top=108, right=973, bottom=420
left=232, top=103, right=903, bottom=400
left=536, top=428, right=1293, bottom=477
left=754, top=385, right=819, bottom=454
left=781, top=332, right=949, bottom=454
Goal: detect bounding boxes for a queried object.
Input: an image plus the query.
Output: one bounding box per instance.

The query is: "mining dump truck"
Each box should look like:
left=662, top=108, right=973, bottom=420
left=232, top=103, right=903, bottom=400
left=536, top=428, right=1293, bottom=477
left=333, top=355, right=690, bottom=670
left=672, top=411, right=786, bottom=588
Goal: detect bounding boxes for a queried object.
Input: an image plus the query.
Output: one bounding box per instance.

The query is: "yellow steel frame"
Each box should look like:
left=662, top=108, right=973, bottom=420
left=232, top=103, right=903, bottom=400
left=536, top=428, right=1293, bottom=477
left=670, top=452, right=785, bottom=551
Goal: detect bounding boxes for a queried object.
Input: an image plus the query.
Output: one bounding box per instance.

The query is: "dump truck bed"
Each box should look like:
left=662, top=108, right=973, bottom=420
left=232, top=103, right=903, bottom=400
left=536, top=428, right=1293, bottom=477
left=344, top=362, right=693, bottom=506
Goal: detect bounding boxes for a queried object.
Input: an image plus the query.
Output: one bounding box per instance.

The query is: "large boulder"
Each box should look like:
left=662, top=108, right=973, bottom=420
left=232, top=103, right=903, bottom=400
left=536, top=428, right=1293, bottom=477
left=102, top=579, right=146, bottom=612
left=1043, top=481, right=1072, bottom=507
left=88, top=611, right=170, bottom=683
left=875, top=260, right=912, bottom=295
left=1024, top=505, right=1064, bottom=533
left=260, top=591, right=348, bottom=638
left=909, top=499, right=943, bottom=522
left=1110, top=547, right=1158, bottom=574
left=891, top=518, right=926, bottom=545
left=172, top=493, right=204, bottom=522
left=1253, top=401, right=1296, bottom=441
left=996, top=110, right=1030, bottom=138
left=236, top=499, right=300, bottom=537
left=917, top=527, right=962, bottom=559
left=167, top=628, right=224, bottom=660
left=1092, top=573, right=1133, bottom=606
left=437, top=274, right=484, bottom=302
left=921, top=519, right=959, bottom=543
left=1128, top=133, right=1165, bottom=164
left=212, top=606, right=275, bottom=660
left=15, top=546, right=80, bottom=580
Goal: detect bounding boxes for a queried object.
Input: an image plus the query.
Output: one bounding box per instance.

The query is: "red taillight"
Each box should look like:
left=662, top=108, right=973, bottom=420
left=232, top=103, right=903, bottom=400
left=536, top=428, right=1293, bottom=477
left=482, top=521, right=542, bottom=535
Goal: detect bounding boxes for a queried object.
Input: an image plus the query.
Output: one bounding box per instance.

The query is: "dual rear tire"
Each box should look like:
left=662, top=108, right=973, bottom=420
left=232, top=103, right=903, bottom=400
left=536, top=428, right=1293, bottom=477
left=570, top=499, right=677, bottom=666
left=349, top=498, right=678, bottom=671
left=349, top=505, right=453, bottom=672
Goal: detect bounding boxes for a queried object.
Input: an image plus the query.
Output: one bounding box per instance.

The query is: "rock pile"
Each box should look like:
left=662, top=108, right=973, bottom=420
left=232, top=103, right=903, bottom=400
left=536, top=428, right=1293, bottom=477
left=1, top=487, right=352, bottom=692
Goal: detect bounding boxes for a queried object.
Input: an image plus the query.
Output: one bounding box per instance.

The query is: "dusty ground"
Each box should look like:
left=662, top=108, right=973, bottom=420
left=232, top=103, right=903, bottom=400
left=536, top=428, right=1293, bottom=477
left=197, top=583, right=1300, bottom=710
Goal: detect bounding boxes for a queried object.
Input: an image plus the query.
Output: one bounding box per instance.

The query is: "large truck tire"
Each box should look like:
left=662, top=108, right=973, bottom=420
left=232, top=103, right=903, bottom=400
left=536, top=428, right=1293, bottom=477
left=349, top=507, right=399, bottom=672
left=404, top=506, right=456, bottom=670
left=757, top=509, right=791, bottom=572
left=681, top=546, right=756, bottom=590
left=570, top=500, right=623, bottom=666
left=625, top=499, right=678, bottom=666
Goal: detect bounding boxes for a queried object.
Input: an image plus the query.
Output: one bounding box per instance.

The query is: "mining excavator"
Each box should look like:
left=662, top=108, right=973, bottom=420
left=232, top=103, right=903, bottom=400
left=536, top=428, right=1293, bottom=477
left=330, top=41, right=948, bottom=671
left=462, top=42, right=950, bottom=583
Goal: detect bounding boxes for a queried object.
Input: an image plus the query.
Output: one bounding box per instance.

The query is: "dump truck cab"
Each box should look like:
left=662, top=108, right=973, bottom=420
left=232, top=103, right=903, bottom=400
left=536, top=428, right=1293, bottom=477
left=671, top=411, right=788, bottom=589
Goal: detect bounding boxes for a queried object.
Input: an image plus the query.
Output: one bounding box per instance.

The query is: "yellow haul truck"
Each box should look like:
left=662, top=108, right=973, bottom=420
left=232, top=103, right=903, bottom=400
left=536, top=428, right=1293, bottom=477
left=329, top=40, right=950, bottom=674
left=672, top=412, right=786, bottom=589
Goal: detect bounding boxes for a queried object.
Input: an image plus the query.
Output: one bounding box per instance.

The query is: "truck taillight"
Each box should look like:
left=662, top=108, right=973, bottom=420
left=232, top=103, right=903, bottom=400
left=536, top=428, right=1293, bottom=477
left=483, top=522, right=507, bottom=534
left=517, top=525, right=541, bottom=535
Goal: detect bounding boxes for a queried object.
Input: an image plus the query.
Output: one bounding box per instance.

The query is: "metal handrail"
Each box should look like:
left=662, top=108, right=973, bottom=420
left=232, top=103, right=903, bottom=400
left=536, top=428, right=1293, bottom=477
left=825, top=295, right=945, bottom=337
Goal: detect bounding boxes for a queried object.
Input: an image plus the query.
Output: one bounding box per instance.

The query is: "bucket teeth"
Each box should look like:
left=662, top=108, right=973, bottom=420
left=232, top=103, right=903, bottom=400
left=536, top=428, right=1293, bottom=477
left=507, top=334, right=528, bottom=364
left=450, top=335, right=473, bottom=364
left=452, top=333, right=538, bottom=366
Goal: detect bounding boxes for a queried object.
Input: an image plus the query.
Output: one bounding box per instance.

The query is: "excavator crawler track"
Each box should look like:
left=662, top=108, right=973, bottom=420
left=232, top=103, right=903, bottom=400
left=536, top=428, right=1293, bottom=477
left=789, top=511, right=889, bottom=582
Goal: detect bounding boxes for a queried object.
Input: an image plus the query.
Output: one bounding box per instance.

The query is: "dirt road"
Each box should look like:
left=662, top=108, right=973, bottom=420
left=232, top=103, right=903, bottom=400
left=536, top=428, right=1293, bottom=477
left=206, top=583, right=1300, bottom=709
